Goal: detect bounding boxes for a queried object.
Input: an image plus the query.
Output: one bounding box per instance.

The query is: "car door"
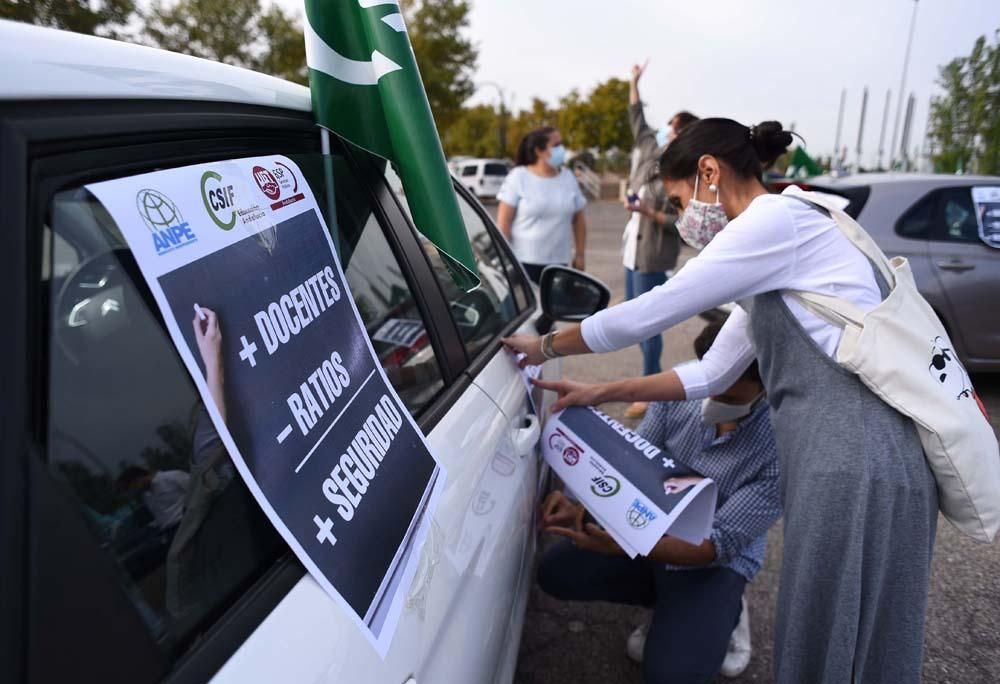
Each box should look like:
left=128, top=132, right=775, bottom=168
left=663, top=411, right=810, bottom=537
left=376, top=162, right=543, bottom=683
left=924, top=185, right=1000, bottom=364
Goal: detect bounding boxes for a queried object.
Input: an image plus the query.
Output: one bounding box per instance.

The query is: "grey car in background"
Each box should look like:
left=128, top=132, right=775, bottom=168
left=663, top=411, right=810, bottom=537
left=771, top=174, right=1000, bottom=372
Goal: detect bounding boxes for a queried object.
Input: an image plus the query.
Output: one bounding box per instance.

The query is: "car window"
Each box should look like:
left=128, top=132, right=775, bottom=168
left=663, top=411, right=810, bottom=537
left=42, top=149, right=444, bottom=663
left=461, top=165, right=478, bottom=177
left=936, top=187, right=980, bottom=244
left=382, top=164, right=524, bottom=359
left=484, top=163, right=509, bottom=177
left=896, top=191, right=937, bottom=239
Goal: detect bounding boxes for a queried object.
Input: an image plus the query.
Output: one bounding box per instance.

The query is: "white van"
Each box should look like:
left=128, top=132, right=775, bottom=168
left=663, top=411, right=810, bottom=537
left=456, top=158, right=511, bottom=200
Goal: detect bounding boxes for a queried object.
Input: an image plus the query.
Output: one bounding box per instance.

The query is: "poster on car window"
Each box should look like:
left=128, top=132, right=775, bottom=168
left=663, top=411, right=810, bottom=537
left=971, top=186, right=1000, bottom=248
left=85, top=154, right=446, bottom=657
left=542, top=406, right=717, bottom=558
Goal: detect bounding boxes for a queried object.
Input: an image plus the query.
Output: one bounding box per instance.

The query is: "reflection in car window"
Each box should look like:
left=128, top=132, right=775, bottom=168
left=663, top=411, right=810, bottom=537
left=937, top=188, right=980, bottom=243
left=43, top=150, right=444, bottom=662
left=382, top=164, right=521, bottom=359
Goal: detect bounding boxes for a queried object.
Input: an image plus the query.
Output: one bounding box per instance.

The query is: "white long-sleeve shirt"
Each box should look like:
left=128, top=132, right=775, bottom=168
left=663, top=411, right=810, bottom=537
left=580, top=188, right=883, bottom=399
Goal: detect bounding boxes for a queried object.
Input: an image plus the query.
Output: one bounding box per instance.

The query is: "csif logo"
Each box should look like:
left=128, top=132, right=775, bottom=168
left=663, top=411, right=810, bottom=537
left=200, top=170, right=237, bottom=230
left=590, top=474, right=620, bottom=498
left=136, top=189, right=197, bottom=255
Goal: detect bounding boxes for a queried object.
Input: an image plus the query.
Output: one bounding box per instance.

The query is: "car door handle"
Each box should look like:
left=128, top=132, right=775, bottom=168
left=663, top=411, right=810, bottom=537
left=514, top=414, right=541, bottom=458
left=936, top=260, right=975, bottom=273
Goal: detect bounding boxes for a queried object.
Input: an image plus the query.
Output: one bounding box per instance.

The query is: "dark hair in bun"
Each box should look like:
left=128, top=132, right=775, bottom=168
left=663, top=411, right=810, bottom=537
left=659, top=118, right=794, bottom=181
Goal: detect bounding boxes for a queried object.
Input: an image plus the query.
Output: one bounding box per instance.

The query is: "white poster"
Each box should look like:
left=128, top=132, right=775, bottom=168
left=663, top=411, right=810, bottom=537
left=972, top=186, right=1000, bottom=248
left=86, top=155, right=446, bottom=657
left=542, top=406, right=717, bottom=558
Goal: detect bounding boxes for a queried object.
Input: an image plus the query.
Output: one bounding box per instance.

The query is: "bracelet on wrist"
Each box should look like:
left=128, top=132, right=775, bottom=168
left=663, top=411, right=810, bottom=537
left=541, top=332, right=563, bottom=360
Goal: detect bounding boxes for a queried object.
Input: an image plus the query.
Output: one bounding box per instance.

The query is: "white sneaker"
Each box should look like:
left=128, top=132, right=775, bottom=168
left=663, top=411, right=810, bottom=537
left=720, top=597, right=752, bottom=678
left=625, top=620, right=649, bottom=663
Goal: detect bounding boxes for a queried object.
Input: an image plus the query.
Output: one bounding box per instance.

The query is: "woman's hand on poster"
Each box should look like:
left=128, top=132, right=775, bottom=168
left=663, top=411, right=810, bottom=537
left=532, top=377, right=602, bottom=413
left=539, top=491, right=585, bottom=529
left=548, top=521, right=625, bottom=556
left=502, top=333, right=546, bottom=367
left=193, top=307, right=223, bottom=374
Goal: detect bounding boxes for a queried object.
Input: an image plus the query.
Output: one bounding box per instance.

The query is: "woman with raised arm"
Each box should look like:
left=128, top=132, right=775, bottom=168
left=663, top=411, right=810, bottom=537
left=504, top=119, right=938, bottom=684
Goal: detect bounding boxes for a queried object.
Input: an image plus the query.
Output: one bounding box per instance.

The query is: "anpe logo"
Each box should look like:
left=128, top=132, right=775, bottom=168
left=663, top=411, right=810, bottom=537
left=253, top=165, right=281, bottom=201
left=136, top=189, right=197, bottom=255
left=626, top=498, right=657, bottom=529
left=590, top=474, right=620, bottom=498
left=200, top=170, right=237, bottom=230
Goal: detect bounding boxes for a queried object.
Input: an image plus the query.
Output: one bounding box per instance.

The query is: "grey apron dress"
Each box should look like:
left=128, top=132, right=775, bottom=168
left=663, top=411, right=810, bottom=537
left=746, top=278, right=938, bottom=683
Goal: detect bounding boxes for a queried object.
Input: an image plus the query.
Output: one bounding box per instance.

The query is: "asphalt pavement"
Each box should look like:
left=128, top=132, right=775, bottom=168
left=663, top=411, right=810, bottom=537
left=502, top=200, right=1000, bottom=684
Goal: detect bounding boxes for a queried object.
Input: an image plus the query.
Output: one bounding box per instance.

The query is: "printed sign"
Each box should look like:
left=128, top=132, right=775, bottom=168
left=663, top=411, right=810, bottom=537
left=972, top=186, right=1000, bottom=248
left=542, top=406, right=717, bottom=557
left=86, top=155, right=445, bottom=657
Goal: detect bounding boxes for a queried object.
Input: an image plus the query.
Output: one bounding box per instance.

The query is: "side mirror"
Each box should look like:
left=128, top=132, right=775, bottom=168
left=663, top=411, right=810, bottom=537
left=539, top=266, right=611, bottom=322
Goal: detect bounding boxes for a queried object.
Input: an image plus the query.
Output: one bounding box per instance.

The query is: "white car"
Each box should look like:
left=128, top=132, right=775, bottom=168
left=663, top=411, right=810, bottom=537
left=455, top=158, right=511, bottom=200
left=0, top=21, right=609, bottom=684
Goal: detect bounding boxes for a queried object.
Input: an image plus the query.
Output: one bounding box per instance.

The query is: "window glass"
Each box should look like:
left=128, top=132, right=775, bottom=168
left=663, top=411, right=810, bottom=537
left=461, top=165, right=478, bottom=177
left=382, top=164, right=522, bottom=359
left=43, top=149, right=443, bottom=660
left=484, top=163, right=509, bottom=177
left=936, top=188, right=980, bottom=243
left=896, top=192, right=936, bottom=239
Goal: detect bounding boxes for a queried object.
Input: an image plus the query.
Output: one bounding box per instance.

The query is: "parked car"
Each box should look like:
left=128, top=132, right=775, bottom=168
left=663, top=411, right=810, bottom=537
left=0, top=20, right=609, bottom=684
left=454, top=158, right=511, bottom=200
left=769, top=174, right=1000, bottom=371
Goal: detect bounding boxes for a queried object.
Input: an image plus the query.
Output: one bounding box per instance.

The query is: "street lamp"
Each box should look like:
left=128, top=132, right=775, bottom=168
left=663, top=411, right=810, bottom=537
left=478, top=81, right=509, bottom=159
left=889, top=0, right=920, bottom=170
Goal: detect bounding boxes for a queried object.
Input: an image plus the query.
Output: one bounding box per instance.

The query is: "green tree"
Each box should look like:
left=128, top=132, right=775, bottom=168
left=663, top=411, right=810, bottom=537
left=143, top=0, right=307, bottom=84
left=928, top=30, right=1000, bottom=175
left=0, top=0, right=135, bottom=38
left=443, top=104, right=500, bottom=158
left=401, top=0, right=478, bottom=137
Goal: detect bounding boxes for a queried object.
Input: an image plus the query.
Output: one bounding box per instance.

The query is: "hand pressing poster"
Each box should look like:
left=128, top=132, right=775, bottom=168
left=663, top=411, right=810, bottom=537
left=86, top=155, right=445, bottom=657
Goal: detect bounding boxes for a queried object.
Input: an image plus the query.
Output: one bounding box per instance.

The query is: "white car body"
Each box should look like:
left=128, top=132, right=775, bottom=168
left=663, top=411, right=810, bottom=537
left=1, top=20, right=560, bottom=684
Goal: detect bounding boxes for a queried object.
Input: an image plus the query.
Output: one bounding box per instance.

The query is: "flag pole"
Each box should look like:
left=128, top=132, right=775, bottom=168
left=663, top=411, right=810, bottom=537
left=889, top=0, right=920, bottom=170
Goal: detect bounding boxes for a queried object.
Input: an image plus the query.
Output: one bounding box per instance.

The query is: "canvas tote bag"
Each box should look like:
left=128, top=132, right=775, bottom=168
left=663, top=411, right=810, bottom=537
left=783, top=186, right=1000, bottom=542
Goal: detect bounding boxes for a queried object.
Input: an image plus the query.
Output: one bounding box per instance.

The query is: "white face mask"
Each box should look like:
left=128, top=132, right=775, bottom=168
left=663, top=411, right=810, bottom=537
left=701, top=394, right=762, bottom=425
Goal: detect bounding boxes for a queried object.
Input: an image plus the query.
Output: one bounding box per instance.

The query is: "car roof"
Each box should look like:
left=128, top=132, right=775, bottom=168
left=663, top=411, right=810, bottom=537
left=807, top=172, right=1000, bottom=188
left=0, top=20, right=311, bottom=111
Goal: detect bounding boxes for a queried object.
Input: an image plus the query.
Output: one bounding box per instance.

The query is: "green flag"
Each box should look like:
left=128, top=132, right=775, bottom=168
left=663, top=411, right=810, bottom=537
left=786, top=146, right=823, bottom=178
left=304, top=0, right=479, bottom=291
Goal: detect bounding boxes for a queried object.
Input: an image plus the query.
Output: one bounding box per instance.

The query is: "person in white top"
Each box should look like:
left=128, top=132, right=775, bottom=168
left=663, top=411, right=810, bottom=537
left=496, top=126, right=587, bottom=285
left=504, top=118, right=938, bottom=683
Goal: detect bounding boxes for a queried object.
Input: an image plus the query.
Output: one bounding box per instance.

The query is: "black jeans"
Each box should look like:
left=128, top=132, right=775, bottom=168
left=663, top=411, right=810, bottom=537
left=537, top=541, right=746, bottom=684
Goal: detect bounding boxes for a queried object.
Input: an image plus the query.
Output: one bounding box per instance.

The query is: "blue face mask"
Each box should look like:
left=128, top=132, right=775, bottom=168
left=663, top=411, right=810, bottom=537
left=655, top=127, right=671, bottom=148
left=548, top=144, right=566, bottom=169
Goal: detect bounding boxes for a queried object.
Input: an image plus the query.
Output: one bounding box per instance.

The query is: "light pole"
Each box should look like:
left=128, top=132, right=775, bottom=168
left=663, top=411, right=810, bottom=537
left=478, top=81, right=509, bottom=159
left=889, top=0, right=920, bottom=170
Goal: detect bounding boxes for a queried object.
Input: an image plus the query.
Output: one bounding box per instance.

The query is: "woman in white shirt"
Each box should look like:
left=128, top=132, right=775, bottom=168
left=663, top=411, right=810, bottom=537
left=497, top=127, right=587, bottom=284
left=503, top=119, right=938, bottom=684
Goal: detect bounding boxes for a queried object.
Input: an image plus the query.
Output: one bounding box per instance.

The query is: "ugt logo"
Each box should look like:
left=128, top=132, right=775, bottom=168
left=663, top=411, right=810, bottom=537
left=136, top=189, right=197, bottom=255
left=626, top=498, right=657, bottom=530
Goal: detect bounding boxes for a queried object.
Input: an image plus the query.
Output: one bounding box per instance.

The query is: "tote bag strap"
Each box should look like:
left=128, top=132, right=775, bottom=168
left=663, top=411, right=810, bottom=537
left=782, top=186, right=896, bottom=287
left=788, top=289, right=866, bottom=330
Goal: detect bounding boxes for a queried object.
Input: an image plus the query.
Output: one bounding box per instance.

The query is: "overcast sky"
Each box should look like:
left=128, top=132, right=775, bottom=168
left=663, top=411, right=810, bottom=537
left=283, top=0, right=1000, bottom=167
